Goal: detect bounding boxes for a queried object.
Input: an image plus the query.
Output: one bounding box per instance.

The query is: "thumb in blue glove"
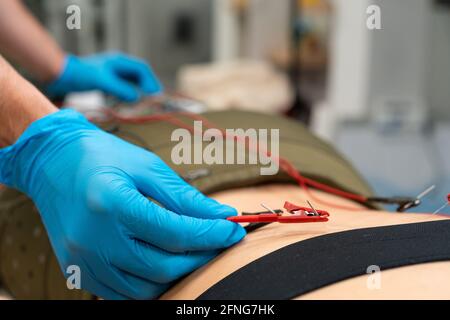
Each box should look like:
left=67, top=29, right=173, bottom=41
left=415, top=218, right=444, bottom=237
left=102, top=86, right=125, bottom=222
left=0, top=109, right=246, bottom=299
left=46, top=52, right=162, bottom=102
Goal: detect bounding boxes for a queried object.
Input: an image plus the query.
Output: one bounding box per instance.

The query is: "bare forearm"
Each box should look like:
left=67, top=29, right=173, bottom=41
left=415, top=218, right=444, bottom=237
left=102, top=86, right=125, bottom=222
left=0, top=0, right=65, bottom=82
left=0, top=56, right=57, bottom=147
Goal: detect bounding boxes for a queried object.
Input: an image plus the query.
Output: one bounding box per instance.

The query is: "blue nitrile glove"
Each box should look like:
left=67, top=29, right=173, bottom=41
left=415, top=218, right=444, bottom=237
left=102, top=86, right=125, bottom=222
left=46, top=52, right=162, bottom=102
left=0, top=109, right=245, bottom=300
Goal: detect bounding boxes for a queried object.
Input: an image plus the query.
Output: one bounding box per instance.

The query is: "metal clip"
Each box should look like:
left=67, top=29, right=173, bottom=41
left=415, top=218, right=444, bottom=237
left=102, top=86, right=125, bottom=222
left=368, top=185, right=435, bottom=212
left=227, top=201, right=329, bottom=224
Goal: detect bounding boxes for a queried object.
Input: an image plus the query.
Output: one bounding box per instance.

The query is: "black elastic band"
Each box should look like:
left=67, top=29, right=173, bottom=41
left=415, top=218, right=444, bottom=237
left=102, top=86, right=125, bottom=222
left=198, top=220, right=450, bottom=300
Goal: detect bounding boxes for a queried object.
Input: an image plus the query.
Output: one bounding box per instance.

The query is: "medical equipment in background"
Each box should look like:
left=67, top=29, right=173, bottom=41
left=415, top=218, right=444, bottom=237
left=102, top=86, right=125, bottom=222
left=285, top=0, right=311, bottom=124
left=176, top=60, right=293, bottom=113
left=315, top=0, right=432, bottom=139
left=36, top=0, right=214, bottom=87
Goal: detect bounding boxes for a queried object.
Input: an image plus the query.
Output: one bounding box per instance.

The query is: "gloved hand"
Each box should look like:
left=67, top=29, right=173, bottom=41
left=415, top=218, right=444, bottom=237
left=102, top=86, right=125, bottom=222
left=0, top=109, right=245, bottom=300
left=46, top=52, right=162, bottom=102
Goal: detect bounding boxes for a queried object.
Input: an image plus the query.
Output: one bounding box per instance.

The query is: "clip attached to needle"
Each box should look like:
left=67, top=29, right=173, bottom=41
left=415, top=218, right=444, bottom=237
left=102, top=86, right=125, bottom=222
left=227, top=201, right=329, bottom=224
left=367, top=185, right=435, bottom=212
left=367, top=196, right=420, bottom=212
left=284, top=201, right=329, bottom=218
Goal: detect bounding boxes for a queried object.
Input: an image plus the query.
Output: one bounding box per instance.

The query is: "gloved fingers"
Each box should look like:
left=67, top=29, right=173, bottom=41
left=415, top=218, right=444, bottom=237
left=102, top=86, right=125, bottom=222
left=110, top=55, right=163, bottom=95
left=109, top=266, right=169, bottom=300
left=96, top=74, right=140, bottom=102
left=112, top=239, right=219, bottom=284
left=115, top=187, right=246, bottom=252
left=83, top=253, right=164, bottom=300
left=80, top=268, right=130, bottom=300
left=135, top=159, right=238, bottom=220
left=89, top=281, right=130, bottom=300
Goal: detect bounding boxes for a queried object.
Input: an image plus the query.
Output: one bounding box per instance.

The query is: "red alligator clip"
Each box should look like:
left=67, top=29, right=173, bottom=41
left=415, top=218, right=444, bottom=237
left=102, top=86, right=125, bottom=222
left=227, top=201, right=329, bottom=224
left=283, top=201, right=330, bottom=217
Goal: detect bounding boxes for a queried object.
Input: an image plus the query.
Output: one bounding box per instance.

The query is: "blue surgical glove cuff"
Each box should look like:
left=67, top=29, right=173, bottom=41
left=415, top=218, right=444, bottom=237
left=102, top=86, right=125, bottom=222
left=0, top=109, right=94, bottom=191
left=46, top=55, right=79, bottom=98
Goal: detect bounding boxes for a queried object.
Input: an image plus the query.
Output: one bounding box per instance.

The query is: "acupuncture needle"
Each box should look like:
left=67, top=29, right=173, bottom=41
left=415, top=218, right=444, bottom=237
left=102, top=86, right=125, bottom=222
left=260, top=203, right=280, bottom=216
left=416, top=185, right=435, bottom=201
left=433, top=193, right=450, bottom=214
left=306, top=200, right=319, bottom=216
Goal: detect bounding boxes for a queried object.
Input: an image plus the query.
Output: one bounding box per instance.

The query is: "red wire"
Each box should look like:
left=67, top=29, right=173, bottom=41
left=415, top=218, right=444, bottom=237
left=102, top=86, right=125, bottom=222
left=99, top=110, right=369, bottom=211
left=184, top=113, right=368, bottom=211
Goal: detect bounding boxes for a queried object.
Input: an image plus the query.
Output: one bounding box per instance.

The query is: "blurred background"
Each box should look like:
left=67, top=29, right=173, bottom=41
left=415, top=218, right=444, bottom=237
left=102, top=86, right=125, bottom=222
left=23, top=0, right=450, bottom=212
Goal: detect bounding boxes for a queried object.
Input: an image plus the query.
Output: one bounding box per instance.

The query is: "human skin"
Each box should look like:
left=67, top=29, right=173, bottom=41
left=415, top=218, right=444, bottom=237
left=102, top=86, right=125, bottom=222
left=0, top=0, right=65, bottom=82
left=161, top=184, right=450, bottom=300
left=0, top=56, right=57, bottom=147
